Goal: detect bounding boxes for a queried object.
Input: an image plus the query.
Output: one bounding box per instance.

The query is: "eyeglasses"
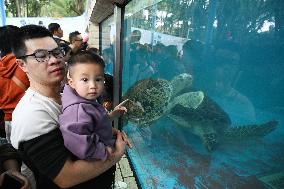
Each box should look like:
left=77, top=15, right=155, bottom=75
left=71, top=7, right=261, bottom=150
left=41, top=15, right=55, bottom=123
left=75, top=39, right=83, bottom=42
left=17, top=47, right=65, bottom=63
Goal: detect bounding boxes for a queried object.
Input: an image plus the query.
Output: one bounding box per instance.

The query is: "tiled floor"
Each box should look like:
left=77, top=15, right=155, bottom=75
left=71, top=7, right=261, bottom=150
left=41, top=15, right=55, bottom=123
left=115, top=154, right=139, bottom=189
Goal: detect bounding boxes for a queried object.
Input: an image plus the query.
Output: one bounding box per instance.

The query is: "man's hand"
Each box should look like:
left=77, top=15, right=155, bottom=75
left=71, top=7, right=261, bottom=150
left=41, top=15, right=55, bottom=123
left=106, top=132, right=126, bottom=163
left=121, top=131, right=132, bottom=148
left=112, top=128, right=132, bottom=148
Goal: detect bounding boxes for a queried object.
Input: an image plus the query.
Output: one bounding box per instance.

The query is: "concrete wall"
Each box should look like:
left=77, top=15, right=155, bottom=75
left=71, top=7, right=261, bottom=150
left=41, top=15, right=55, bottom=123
left=87, top=22, right=100, bottom=48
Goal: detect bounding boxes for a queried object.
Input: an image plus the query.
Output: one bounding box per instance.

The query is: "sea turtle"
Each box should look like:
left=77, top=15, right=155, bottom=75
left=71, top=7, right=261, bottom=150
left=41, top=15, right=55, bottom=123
left=122, top=73, right=196, bottom=126
left=167, top=90, right=278, bottom=152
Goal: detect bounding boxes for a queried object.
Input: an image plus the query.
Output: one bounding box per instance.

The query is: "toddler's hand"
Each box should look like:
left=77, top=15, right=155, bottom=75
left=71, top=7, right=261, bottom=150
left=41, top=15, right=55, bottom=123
left=108, top=100, right=129, bottom=119
left=113, top=105, right=127, bottom=116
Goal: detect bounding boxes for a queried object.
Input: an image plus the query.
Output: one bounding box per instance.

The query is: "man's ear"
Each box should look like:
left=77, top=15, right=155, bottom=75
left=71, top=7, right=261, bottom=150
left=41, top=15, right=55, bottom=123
left=16, top=59, right=28, bottom=72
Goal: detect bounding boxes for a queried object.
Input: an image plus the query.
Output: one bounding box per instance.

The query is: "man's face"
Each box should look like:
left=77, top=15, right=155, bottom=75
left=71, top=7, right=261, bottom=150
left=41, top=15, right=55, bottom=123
left=18, top=36, right=66, bottom=87
left=73, top=34, right=83, bottom=49
left=55, top=27, right=63, bottom=38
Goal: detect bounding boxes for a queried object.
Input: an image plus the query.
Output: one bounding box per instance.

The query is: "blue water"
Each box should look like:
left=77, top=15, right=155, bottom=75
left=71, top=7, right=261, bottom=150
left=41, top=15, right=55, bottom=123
left=121, top=0, right=284, bottom=188
left=124, top=110, right=283, bottom=188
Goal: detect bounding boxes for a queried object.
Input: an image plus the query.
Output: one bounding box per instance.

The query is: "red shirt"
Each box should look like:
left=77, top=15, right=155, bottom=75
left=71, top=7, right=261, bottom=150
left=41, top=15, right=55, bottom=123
left=0, top=53, right=30, bottom=121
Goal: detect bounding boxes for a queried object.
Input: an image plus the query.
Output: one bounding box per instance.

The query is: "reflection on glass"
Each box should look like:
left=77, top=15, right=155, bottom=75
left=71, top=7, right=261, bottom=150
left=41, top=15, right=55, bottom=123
left=101, top=15, right=115, bottom=76
left=100, top=16, right=115, bottom=111
left=122, top=0, right=284, bottom=188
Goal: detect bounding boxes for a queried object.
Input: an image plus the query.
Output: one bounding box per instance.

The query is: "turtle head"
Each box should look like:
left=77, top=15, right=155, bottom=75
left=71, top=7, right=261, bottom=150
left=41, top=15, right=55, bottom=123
left=170, top=73, right=193, bottom=96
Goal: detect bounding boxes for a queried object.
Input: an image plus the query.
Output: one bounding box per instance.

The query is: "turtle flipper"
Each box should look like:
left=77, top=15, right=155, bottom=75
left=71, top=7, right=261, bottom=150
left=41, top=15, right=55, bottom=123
left=168, top=114, right=219, bottom=152
left=223, top=120, right=278, bottom=139
left=167, top=91, right=204, bottom=112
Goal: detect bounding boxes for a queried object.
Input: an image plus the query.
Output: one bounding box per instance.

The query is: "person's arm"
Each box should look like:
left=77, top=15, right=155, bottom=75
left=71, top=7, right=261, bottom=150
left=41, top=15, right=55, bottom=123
left=0, top=143, right=22, bottom=170
left=53, top=131, right=126, bottom=188
left=0, top=143, right=29, bottom=189
left=108, top=99, right=128, bottom=121
left=2, top=159, right=21, bottom=171
left=19, top=129, right=126, bottom=188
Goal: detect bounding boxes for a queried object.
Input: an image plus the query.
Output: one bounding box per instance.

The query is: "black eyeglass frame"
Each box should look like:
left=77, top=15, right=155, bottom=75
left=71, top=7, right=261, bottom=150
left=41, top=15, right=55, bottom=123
left=17, top=47, right=65, bottom=63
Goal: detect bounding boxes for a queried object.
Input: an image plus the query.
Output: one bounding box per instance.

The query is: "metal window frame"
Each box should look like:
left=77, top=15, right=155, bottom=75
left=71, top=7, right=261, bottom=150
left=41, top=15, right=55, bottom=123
left=113, top=4, right=123, bottom=129
left=98, top=2, right=142, bottom=188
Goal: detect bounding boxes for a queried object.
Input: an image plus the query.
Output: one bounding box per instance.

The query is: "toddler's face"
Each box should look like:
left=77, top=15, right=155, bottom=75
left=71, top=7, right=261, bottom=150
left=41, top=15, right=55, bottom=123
left=69, top=63, right=104, bottom=100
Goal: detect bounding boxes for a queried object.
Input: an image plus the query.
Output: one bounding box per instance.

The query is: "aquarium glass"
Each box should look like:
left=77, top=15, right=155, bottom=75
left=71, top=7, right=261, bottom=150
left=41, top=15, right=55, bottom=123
left=101, top=15, right=115, bottom=75
left=122, top=0, right=284, bottom=188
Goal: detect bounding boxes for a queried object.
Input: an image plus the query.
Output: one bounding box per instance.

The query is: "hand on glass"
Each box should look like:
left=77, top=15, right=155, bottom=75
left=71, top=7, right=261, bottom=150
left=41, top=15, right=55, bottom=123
left=112, top=128, right=132, bottom=149
left=108, top=99, right=129, bottom=120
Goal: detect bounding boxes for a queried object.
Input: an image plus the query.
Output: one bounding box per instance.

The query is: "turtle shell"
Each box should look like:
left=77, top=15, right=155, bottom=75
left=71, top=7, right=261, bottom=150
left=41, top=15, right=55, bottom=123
left=123, top=78, right=173, bottom=125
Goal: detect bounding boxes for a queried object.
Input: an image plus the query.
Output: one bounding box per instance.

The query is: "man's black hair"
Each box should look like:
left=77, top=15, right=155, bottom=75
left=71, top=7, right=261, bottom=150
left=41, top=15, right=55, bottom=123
left=0, top=25, right=20, bottom=57
left=48, top=23, right=61, bottom=34
left=12, top=25, right=53, bottom=59
left=69, top=31, right=81, bottom=43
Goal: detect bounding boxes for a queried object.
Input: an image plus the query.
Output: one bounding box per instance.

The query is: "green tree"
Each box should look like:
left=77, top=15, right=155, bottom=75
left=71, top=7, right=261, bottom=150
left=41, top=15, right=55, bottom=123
left=5, top=0, right=86, bottom=17
left=41, top=0, right=86, bottom=17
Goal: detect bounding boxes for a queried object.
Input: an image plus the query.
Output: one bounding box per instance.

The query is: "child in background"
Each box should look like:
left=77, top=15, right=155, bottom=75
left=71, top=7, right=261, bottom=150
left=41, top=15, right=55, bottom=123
left=59, top=51, right=131, bottom=162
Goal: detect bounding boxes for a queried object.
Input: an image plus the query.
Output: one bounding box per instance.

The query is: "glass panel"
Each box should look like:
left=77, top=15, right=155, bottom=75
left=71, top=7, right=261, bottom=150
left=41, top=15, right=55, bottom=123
left=122, top=0, right=284, bottom=188
left=100, top=15, right=115, bottom=112
left=101, top=15, right=115, bottom=76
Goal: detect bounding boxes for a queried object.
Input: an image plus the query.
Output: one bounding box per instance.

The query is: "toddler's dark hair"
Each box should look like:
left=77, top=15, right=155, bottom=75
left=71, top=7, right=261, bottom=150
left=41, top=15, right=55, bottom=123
left=68, top=51, right=105, bottom=76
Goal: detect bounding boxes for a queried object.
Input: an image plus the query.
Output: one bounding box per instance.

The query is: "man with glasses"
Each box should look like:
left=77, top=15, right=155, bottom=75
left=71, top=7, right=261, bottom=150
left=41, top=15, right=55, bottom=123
left=10, top=25, right=127, bottom=189
left=69, top=31, right=84, bottom=55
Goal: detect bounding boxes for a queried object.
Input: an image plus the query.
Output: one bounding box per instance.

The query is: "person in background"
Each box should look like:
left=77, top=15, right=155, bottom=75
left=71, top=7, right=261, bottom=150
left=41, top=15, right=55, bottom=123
left=59, top=51, right=131, bottom=188
left=102, top=47, right=114, bottom=75
left=58, top=43, right=72, bottom=92
left=69, top=31, right=84, bottom=55
left=130, top=30, right=142, bottom=51
left=0, top=25, right=30, bottom=142
left=130, top=47, right=155, bottom=83
left=48, top=23, right=69, bottom=45
left=0, top=109, right=6, bottom=140
left=81, top=35, right=89, bottom=50
left=58, top=43, right=72, bottom=63
left=11, top=24, right=127, bottom=189
left=0, top=109, right=29, bottom=189
left=38, top=21, right=44, bottom=27
left=0, top=142, right=30, bottom=189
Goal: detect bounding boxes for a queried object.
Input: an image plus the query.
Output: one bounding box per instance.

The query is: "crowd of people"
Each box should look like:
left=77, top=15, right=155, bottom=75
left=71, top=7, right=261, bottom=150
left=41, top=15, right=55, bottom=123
left=0, top=23, right=130, bottom=189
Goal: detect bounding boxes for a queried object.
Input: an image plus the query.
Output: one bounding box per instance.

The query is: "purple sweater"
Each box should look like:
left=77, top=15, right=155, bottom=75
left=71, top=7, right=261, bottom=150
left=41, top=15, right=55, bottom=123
left=59, top=85, right=114, bottom=161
